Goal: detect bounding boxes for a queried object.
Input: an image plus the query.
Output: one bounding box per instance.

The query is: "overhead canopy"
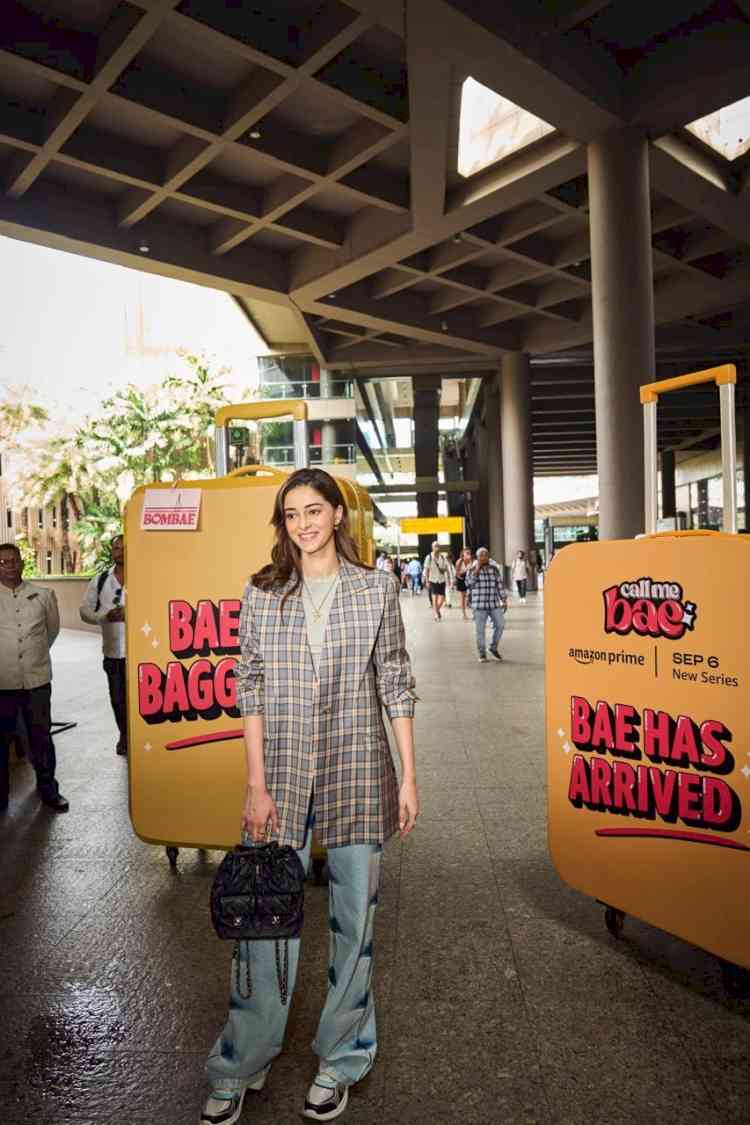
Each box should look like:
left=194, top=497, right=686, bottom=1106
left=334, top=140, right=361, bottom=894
left=2, top=0, right=750, bottom=471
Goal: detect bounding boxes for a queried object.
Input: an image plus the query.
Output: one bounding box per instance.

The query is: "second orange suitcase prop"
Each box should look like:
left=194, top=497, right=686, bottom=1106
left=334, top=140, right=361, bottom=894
left=545, top=365, right=750, bottom=977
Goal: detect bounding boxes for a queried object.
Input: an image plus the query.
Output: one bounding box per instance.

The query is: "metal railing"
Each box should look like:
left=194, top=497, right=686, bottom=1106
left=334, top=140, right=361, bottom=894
left=259, top=379, right=354, bottom=400
left=262, top=443, right=356, bottom=466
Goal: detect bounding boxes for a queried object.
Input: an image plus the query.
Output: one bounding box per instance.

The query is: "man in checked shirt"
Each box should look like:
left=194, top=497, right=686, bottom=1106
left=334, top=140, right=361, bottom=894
left=465, top=547, right=508, bottom=663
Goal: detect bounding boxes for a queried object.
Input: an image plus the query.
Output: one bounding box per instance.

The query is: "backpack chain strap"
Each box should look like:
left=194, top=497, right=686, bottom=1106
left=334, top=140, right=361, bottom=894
left=233, top=939, right=290, bottom=1005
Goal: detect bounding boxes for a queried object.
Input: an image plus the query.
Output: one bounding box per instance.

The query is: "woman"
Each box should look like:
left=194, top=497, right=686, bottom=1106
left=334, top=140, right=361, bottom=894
left=512, top=549, right=529, bottom=603
left=422, top=541, right=449, bottom=622
left=202, top=468, right=419, bottom=1125
left=454, top=547, right=473, bottom=620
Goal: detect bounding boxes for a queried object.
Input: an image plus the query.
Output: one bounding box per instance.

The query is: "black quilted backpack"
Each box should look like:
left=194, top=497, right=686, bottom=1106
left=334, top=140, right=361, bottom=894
left=210, top=840, right=305, bottom=1004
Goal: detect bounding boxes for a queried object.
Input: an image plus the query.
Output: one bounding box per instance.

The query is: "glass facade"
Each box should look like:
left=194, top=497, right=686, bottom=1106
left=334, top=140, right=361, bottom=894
left=674, top=469, right=745, bottom=530
left=257, top=356, right=353, bottom=400
left=255, top=357, right=356, bottom=469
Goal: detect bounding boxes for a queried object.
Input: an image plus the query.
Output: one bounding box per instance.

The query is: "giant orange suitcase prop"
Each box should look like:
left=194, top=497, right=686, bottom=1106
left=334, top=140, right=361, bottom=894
left=124, top=400, right=373, bottom=871
left=545, top=365, right=750, bottom=978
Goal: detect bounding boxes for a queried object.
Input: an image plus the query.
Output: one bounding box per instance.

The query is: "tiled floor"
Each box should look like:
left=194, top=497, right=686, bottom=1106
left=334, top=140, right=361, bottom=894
left=1, top=593, right=748, bottom=1124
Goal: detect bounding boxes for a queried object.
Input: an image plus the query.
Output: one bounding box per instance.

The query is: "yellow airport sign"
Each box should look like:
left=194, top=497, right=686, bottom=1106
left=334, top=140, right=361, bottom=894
left=399, top=516, right=464, bottom=535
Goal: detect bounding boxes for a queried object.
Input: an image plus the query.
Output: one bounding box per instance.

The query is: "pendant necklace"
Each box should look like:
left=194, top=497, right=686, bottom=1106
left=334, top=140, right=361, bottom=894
left=303, top=572, right=339, bottom=621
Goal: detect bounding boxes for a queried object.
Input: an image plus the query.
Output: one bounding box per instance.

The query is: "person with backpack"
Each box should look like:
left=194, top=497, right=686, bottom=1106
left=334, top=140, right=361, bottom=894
left=80, top=533, right=127, bottom=756
left=422, top=541, right=450, bottom=622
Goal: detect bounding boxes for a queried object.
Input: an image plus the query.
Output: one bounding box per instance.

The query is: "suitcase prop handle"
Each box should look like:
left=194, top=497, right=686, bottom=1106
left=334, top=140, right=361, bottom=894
left=226, top=464, right=289, bottom=484
left=214, top=400, right=309, bottom=477
left=640, top=364, right=737, bottom=536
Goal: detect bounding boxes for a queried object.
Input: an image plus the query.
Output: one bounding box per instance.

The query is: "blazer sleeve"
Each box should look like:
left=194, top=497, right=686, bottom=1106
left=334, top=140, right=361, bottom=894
left=373, top=575, right=418, bottom=720
left=234, top=581, right=265, bottom=716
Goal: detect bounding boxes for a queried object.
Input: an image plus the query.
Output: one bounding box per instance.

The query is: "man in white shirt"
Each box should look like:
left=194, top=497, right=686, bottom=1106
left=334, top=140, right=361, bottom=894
left=423, top=541, right=450, bottom=621
left=80, top=534, right=127, bottom=755
left=0, top=542, right=68, bottom=812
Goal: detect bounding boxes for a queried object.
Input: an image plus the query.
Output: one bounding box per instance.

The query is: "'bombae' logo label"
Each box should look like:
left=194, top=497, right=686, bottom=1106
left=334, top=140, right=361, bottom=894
left=603, top=577, right=697, bottom=641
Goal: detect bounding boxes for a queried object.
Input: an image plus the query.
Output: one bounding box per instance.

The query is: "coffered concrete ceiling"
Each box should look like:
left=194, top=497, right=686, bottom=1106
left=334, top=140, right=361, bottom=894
left=2, top=0, right=750, bottom=472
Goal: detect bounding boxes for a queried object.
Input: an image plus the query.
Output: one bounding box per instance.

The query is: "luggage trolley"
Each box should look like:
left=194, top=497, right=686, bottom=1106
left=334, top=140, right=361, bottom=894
left=545, top=365, right=750, bottom=988
left=124, top=399, right=374, bottom=878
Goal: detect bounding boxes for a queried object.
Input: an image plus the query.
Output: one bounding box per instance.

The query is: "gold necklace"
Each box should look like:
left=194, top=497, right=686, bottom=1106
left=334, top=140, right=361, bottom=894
left=303, top=573, right=339, bottom=621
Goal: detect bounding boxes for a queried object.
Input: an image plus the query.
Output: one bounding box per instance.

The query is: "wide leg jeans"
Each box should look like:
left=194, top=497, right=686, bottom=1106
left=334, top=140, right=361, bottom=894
left=206, top=819, right=383, bottom=1093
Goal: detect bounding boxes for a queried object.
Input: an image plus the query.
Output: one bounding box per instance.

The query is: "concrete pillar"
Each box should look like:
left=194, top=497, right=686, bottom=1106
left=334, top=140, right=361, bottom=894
left=319, top=368, right=333, bottom=398
left=461, top=423, right=485, bottom=549
left=485, top=375, right=505, bottom=564
left=412, top=376, right=441, bottom=559
left=500, top=355, right=534, bottom=583
left=442, top=436, right=466, bottom=560
left=474, top=418, right=490, bottom=550
left=321, top=421, right=336, bottom=463
left=588, top=128, right=655, bottom=540
left=661, top=449, right=676, bottom=520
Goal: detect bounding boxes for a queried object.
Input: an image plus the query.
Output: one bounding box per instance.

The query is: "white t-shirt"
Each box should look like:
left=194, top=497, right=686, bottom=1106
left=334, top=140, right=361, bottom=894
left=301, top=574, right=339, bottom=674
left=80, top=568, right=126, bottom=658
left=511, top=558, right=529, bottom=581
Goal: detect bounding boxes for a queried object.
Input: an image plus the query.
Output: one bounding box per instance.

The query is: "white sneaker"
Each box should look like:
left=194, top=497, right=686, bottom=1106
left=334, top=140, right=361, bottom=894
left=200, top=1068, right=269, bottom=1125
left=521, top=597, right=526, bottom=604
left=303, top=1073, right=349, bottom=1120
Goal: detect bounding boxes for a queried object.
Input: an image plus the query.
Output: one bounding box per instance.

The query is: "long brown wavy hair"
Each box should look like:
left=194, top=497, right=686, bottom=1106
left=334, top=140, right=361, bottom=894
left=252, top=468, right=370, bottom=610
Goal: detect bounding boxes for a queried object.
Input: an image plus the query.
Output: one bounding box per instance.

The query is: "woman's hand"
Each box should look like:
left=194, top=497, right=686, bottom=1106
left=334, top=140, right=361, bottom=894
left=241, top=785, right=280, bottom=842
left=399, top=778, right=420, bottom=839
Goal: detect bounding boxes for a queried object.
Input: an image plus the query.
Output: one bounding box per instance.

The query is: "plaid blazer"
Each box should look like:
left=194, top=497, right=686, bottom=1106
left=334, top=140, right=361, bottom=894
left=235, top=558, right=417, bottom=848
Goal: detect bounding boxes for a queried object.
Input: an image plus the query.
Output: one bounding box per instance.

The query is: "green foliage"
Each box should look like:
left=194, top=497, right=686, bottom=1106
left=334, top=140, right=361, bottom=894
left=15, top=535, right=40, bottom=579
left=260, top=419, right=293, bottom=451
left=19, top=354, right=234, bottom=568
left=0, top=399, right=48, bottom=445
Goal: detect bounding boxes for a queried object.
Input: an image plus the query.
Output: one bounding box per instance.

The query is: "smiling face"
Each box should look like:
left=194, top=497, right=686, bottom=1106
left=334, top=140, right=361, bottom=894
left=283, top=484, right=343, bottom=559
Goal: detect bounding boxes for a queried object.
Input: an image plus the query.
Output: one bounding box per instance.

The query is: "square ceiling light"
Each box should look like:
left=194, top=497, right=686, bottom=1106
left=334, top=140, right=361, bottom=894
left=685, top=96, right=750, bottom=162
left=458, top=76, right=555, bottom=178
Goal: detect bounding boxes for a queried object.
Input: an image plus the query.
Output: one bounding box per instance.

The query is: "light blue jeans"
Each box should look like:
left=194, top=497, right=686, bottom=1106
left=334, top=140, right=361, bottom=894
left=206, top=811, right=382, bottom=1094
left=474, top=606, right=505, bottom=656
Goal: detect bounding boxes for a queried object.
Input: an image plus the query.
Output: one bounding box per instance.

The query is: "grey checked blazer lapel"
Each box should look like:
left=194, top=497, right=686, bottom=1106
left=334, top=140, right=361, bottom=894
left=274, top=575, right=309, bottom=679
left=317, top=558, right=382, bottom=688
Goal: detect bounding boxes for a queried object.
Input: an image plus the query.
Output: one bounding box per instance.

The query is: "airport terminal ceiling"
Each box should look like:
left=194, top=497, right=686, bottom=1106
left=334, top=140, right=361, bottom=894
left=2, top=0, right=750, bottom=474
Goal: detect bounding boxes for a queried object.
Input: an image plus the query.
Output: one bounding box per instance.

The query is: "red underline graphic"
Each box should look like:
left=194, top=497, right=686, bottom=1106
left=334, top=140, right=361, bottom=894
left=595, top=827, right=750, bottom=851
left=165, top=729, right=243, bottom=750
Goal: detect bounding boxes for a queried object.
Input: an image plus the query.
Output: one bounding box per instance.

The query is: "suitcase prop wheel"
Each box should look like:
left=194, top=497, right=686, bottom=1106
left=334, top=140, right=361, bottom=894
left=123, top=399, right=371, bottom=868
left=545, top=365, right=750, bottom=983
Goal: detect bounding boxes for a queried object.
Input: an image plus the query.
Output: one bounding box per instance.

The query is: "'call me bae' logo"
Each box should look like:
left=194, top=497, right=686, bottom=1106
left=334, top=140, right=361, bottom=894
left=603, top=577, right=697, bottom=641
